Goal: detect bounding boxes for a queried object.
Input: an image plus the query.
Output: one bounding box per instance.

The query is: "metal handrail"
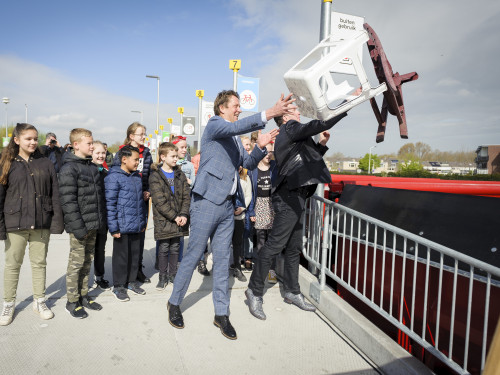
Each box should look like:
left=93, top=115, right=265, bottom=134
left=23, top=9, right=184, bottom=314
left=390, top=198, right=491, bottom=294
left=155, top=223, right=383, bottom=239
left=302, top=195, right=500, bottom=375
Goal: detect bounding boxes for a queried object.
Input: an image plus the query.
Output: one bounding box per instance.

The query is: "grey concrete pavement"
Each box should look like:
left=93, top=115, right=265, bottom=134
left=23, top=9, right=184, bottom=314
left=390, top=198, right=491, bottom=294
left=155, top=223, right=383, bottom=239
left=0, top=227, right=380, bottom=375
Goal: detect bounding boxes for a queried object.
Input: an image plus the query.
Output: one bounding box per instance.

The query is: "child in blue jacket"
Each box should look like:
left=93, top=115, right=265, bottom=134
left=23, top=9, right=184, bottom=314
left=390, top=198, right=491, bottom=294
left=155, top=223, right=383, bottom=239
left=105, top=146, right=146, bottom=302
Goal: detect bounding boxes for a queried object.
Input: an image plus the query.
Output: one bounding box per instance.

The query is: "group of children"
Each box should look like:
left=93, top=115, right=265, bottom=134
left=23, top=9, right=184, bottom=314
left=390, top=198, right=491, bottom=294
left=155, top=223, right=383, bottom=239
left=0, top=121, right=276, bottom=325
left=0, top=122, right=194, bottom=324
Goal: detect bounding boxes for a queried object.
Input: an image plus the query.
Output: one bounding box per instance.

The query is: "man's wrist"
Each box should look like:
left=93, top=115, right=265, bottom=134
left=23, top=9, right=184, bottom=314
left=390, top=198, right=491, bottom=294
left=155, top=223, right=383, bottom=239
left=261, top=111, right=268, bottom=124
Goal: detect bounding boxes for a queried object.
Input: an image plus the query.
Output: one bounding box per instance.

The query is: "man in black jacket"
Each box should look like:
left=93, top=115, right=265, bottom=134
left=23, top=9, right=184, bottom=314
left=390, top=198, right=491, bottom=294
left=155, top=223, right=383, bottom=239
left=246, top=108, right=347, bottom=320
left=40, top=132, right=64, bottom=173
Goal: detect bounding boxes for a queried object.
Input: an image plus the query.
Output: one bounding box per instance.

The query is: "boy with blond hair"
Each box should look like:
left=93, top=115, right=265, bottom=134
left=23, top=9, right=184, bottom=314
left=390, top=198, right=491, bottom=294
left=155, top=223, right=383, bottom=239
left=58, top=128, right=107, bottom=319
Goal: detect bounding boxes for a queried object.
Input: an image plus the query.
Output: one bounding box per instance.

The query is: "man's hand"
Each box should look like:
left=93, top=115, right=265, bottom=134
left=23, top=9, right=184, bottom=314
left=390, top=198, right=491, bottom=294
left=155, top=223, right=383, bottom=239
left=143, top=191, right=150, bottom=201
left=265, top=93, right=296, bottom=120
left=319, top=131, right=330, bottom=146
left=256, top=129, right=279, bottom=149
left=186, top=178, right=192, bottom=185
left=250, top=216, right=256, bottom=222
left=234, top=207, right=244, bottom=216
left=112, top=233, right=121, bottom=238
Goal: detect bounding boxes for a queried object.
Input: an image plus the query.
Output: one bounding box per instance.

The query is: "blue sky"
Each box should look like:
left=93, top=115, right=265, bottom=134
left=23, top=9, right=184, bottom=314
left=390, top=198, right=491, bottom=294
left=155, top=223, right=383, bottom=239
left=1, top=0, right=500, bottom=157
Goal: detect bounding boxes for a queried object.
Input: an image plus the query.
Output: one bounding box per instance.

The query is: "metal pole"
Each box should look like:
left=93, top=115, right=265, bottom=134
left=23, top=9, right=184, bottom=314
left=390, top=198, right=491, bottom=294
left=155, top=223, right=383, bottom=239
left=146, top=75, right=160, bottom=135
left=198, top=97, right=202, bottom=150
left=2, top=98, right=9, bottom=138
left=315, top=0, right=332, bottom=199
left=156, top=78, right=160, bottom=135
left=25, top=104, right=28, bottom=123
left=369, top=145, right=376, bottom=174
left=320, top=0, right=333, bottom=42
left=233, top=70, right=238, bottom=92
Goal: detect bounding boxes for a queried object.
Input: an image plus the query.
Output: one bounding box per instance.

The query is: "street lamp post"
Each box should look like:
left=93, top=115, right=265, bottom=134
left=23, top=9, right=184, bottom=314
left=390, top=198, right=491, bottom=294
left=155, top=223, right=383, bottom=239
left=2, top=98, right=9, bottom=138
left=25, top=104, right=28, bottom=123
left=368, top=145, right=377, bottom=174
left=131, top=110, right=143, bottom=123
left=146, top=75, right=160, bottom=135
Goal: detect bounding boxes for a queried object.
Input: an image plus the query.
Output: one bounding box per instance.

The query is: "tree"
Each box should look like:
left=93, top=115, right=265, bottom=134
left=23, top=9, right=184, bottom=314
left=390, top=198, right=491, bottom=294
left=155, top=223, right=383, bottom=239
left=399, top=158, right=423, bottom=172
left=358, top=153, right=381, bottom=172
left=107, top=141, right=122, bottom=154
left=415, top=142, right=431, bottom=160
left=397, top=143, right=416, bottom=158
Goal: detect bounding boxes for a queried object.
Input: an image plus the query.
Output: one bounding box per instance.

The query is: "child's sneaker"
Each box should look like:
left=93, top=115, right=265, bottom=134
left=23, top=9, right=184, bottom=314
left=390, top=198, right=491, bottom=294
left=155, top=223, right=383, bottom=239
left=244, top=259, right=253, bottom=272
left=267, top=269, right=278, bottom=284
left=127, top=283, right=146, bottom=295
left=156, top=275, right=168, bottom=291
left=95, top=277, right=111, bottom=291
left=32, top=297, right=54, bottom=320
left=65, top=301, right=88, bottom=319
left=80, top=295, right=103, bottom=311
left=0, top=301, right=15, bottom=326
left=113, top=287, right=130, bottom=302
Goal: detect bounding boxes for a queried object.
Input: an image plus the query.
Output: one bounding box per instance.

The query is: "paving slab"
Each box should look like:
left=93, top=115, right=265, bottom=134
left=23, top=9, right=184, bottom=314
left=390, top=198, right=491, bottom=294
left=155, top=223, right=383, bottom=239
left=0, top=227, right=379, bottom=375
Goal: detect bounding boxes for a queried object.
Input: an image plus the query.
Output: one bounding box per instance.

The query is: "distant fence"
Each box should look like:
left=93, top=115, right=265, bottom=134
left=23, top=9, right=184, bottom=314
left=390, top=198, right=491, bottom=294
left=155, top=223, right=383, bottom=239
left=303, top=195, right=500, bottom=375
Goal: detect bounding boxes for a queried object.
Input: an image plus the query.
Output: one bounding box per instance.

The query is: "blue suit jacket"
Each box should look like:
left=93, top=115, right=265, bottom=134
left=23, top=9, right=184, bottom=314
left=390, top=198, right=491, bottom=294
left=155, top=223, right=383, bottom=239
left=192, top=113, right=267, bottom=205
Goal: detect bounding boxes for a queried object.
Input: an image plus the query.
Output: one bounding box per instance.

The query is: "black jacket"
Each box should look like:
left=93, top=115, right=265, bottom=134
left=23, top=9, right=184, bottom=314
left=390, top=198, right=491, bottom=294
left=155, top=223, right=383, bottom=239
left=0, top=151, right=64, bottom=239
left=40, top=145, right=64, bottom=173
left=96, top=165, right=108, bottom=234
left=58, top=152, right=107, bottom=240
left=274, top=112, right=347, bottom=193
left=149, top=165, right=190, bottom=241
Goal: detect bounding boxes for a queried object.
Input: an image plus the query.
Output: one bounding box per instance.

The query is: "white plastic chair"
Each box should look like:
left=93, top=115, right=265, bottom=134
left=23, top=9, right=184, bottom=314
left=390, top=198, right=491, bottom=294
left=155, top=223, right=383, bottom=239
left=284, top=30, right=387, bottom=121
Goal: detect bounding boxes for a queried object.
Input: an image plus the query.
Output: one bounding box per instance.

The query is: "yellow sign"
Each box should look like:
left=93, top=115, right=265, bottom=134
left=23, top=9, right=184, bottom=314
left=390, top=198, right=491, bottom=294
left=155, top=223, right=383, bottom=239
left=167, top=118, right=173, bottom=124
left=229, top=59, right=241, bottom=71
left=177, top=107, right=184, bottom=114
left=196, top=90, right=204, bottom=98
left=159, top=125, right=164, bottom=130
left=154, top=130, right=159, bottom=135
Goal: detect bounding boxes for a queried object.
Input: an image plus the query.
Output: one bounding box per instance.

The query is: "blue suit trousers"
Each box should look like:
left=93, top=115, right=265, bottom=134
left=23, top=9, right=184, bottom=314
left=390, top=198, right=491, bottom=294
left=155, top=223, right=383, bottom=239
left=169, top=194, right=235, bottom=316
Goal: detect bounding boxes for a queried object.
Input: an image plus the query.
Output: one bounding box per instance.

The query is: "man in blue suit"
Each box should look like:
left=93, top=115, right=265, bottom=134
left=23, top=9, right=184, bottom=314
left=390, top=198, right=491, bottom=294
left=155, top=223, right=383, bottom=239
left=168, top=89, right=295, bottom=340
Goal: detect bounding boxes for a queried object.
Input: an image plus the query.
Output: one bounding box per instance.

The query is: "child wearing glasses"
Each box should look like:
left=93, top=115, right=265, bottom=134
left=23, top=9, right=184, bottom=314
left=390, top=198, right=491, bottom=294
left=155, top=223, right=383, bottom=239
left=113, top=122, right=152, bottom=284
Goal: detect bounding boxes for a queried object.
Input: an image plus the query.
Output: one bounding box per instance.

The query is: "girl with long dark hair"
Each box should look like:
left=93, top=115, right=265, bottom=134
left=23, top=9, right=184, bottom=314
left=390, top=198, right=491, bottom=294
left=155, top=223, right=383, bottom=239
left=0, top=123, right=64, bottom=326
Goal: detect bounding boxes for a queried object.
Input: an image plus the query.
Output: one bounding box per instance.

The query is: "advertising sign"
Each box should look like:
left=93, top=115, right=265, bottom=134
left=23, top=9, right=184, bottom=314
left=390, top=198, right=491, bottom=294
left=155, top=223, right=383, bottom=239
left=201, top=101, right=214, bottom=126
left=330, top=12, right=365, bottom=75
left=237, top=75, right=259, bottom=112
left=182, top=116, right=196, bottom=136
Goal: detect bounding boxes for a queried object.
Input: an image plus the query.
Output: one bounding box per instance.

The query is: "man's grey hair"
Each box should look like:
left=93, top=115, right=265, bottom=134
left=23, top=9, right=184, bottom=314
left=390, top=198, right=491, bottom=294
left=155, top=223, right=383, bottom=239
left=46, top=132, right=57, bottom=139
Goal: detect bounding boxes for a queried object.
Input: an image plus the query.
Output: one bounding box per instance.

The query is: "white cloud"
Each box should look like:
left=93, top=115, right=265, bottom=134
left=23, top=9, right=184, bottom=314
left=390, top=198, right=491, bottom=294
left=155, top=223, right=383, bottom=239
left=232, top=0, right=500, bottom=156
left=457, top=89, right=473, bottom=97
left=437, top=78, right=461, bottom=87
left=2, top=1, right=500, bottom=156
left=0, top=55, right=196, bottom=145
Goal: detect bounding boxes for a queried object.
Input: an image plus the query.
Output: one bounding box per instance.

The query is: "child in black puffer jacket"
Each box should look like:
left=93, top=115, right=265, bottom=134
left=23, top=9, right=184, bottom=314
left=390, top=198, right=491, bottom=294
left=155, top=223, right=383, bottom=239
left=58, top=128, right=107, bottom=319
